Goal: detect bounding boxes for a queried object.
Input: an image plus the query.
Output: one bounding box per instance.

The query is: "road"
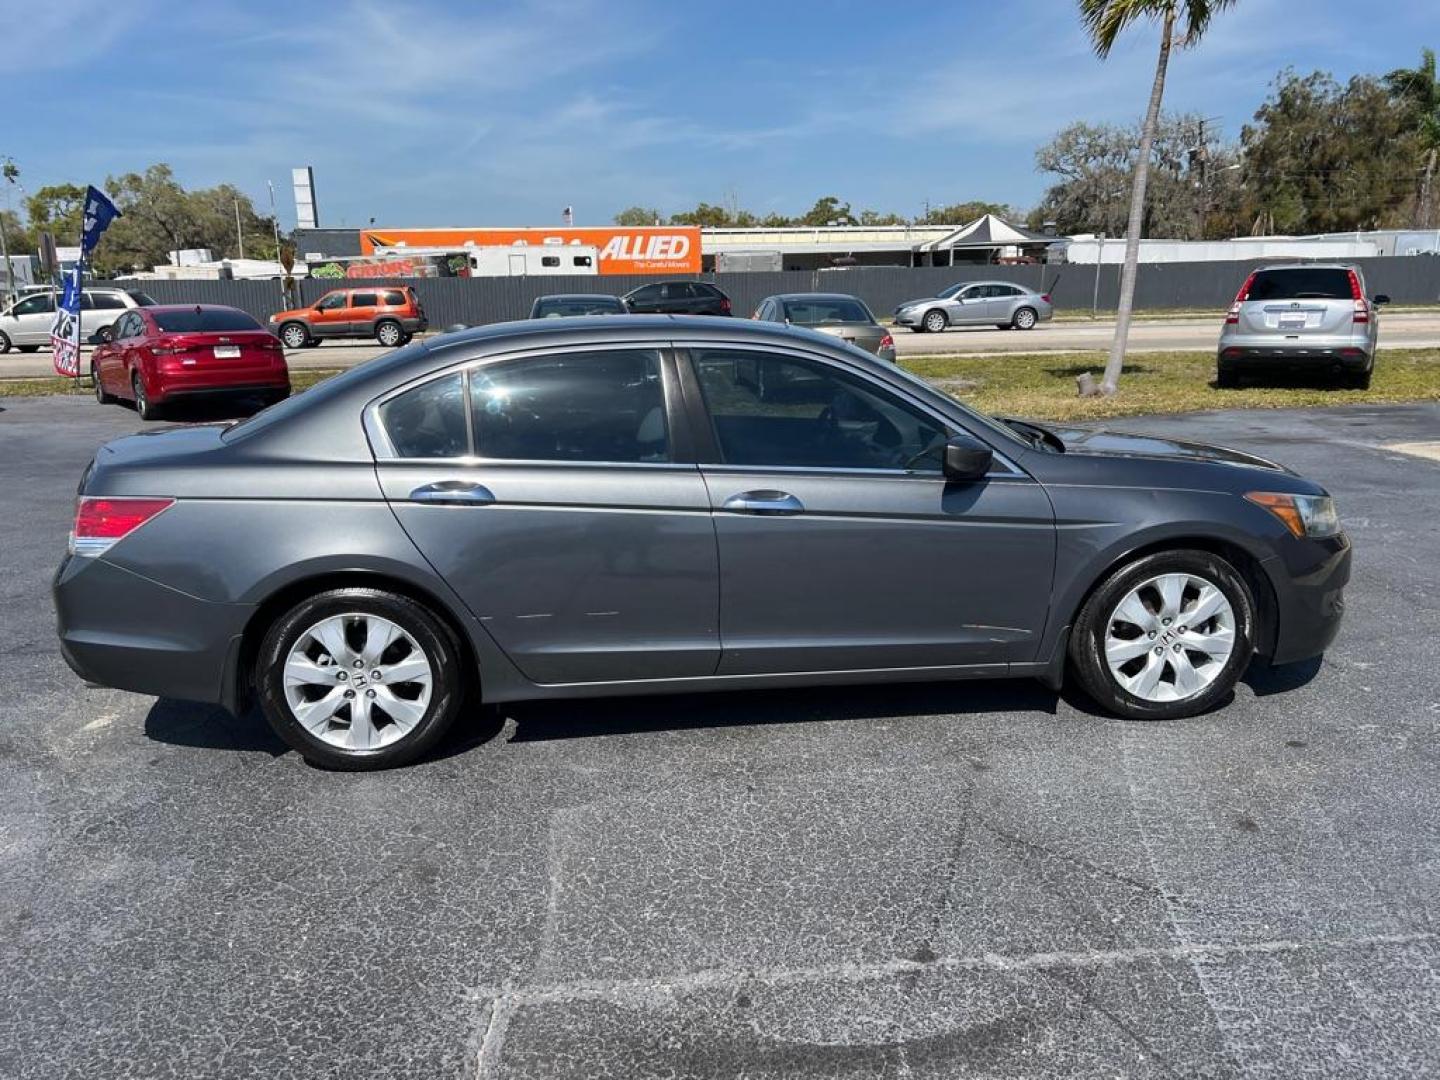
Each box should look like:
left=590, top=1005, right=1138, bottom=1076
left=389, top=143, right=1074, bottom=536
left=5, top=311, right=1440, bottom=378
left=2, top=395, right=1438, bottom=1079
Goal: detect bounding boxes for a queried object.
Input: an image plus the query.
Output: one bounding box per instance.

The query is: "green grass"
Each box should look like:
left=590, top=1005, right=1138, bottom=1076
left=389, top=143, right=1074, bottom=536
left=903, top=348, right=1440, bottom=422
left=7, top=354, right=1439, bottom=424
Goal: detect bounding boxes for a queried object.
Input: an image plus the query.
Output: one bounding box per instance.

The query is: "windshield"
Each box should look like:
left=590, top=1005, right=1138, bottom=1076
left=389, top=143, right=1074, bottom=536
left=782, top=298, right=873, bottom=325
left=533, top=297, right=623, bottom=317
left=1245, top=268, right=1353, bottom=301
left=938, top=283, right=967, bottom=300
left=152, top=308, right=264, bottom=333
left=882, top=362, right=1033, bottom=451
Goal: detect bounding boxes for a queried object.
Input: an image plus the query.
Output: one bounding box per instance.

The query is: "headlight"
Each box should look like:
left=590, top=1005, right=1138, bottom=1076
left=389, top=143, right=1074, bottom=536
left=1245, top=492, right=1340, bottom=538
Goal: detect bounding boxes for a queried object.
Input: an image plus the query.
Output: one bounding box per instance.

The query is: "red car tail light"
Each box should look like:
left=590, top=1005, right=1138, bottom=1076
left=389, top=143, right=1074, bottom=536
left=1226, top=272, right=1256, bottom=324
left=879, top=333, right=894, bottom=351
left=70, top=497, right=175, bottom=557
left=1040, top=294, right=1051, bottom=304
left=720, top=296, right=732, bottom=314
left=1348, top=270, right=1368, bottom=323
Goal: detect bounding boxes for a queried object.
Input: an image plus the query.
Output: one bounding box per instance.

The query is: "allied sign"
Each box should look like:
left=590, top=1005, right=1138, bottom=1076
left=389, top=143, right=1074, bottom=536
left=358, top=226, right=703, bottom=275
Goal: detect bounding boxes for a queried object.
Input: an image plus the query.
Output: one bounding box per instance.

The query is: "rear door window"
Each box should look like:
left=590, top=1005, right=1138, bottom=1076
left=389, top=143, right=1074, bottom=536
left=1245, top=268, right=1354, bottom=301
left=90, top=292, right=129, bottom=310
left=469, top=350, right=668, bottom=463
left=350, top=292, right=378, bottom=308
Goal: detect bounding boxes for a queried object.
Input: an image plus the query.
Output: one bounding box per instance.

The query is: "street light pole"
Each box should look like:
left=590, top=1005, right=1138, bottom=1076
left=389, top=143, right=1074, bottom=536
left=0, top=157, right=17, bottom=306
left=233, top=197, right=245, bottom=260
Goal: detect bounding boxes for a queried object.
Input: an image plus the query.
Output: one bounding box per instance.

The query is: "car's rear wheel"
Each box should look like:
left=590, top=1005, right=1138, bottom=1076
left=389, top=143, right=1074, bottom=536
left=0, top=331, right=11, bottom=353
left=256, top=588, right=465, bottom=770
left=132, top=372, right=161, bottom=421
left=922, top=309, right=947, bottom=333
left=279, top=322, right=309, bottom=349
left=1011, top=306, right=1038, bottom=330
left=92, top=361, right=112, bottom=404
left=1069, top=549, right=1255, bottom=720
left=375, top=319, right=403, bottom=347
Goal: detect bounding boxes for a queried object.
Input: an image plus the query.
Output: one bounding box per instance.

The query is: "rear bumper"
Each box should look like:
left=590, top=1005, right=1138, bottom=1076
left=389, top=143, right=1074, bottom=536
left=54, top=553, right=252, bottom=710
left=150, top=363, right=289, bottom=402
left=1261, top=533, right=1351, bottom=665
left=1218, top=337, right=1372, bottom=371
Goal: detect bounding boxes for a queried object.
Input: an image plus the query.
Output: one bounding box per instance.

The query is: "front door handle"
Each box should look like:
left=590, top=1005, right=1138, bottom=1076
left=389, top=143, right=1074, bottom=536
left=409, top=481, right=496, bottom=506
left=721, top=490, right=804, bottom=515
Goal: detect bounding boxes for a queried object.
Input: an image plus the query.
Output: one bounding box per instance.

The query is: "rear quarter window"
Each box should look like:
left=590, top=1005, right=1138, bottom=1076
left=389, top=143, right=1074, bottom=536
left=382, top=290, right=407, bottom=306
left=1246, top=268, right=1354, bottom=301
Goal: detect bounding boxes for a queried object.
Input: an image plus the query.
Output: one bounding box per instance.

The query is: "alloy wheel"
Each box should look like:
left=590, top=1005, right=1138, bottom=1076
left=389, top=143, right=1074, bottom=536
left=1104, top=573, right=1236, bottom=703
left=1014, top=307, right=1037, bottom=329
left=923, top=310, right=947, bottom=333
left=282, top=612, right=434, bottom=751
left=281, top=324, right=308, bottom=349
left=377, top=322, right=402, bottom=346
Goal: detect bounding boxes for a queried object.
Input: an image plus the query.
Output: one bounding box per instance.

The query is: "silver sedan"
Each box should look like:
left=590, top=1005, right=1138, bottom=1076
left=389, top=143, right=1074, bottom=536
left=753, top=293, right=895, bottom=361
left=895, top=281, right=1053, bottom=333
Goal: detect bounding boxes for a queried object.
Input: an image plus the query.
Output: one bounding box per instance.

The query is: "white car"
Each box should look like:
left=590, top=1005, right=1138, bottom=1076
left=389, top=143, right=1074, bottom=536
left=0, top=287, right=157, bottom=353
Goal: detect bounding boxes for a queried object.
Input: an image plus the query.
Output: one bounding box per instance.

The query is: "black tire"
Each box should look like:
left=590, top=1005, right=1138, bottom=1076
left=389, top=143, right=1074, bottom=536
left=256, top=588, right=467, bottom=770
left=399, top=332, right=414, bottom=346
left=93, top=361, right=113, bottom=404
left=279, top=322, right=310, bottom=350
left=1068, top=549, right=1256, bottom=721
left=132, top=372, right=161, bottom=421
left=0, top=331, right=10, bottom=354
left=1011, top=306, right=1038, bottom=330
left=18, top=344, right=41, bottom=353
left=922, top=309, right=948, bottom=334
left=1215, top=367, right=1240, bottom=389
left=375, top=319, right=404, bottom=347
left=1345, top=368, right=1372, bottom=390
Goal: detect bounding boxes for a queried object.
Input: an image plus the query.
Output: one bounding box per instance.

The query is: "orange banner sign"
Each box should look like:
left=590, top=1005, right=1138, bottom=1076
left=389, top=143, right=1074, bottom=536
left=360, top=226, right=702, bottom=275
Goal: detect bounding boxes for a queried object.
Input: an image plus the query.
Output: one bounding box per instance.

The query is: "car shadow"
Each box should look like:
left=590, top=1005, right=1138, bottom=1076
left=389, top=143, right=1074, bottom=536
left=1243, top=655, right=1323, bottom=696
left=144, top=698, right=289, bottom=756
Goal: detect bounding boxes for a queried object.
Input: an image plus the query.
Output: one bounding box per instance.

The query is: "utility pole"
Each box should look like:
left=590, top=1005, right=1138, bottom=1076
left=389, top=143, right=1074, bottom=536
left=233, top=197, right=245, bottom=259
left=0, top=158, right=17, bottom=305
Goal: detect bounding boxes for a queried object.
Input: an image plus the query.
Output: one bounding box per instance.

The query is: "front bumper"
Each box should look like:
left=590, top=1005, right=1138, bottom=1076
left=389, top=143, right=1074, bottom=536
left=1261, top=532, right=1351, bottom=665
left=54, top=553, right=253, bottom=711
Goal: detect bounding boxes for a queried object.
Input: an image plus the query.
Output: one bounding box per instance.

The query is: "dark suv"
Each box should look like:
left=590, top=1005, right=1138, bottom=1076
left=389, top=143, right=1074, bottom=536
left=623, top=280, right=731, bottom=316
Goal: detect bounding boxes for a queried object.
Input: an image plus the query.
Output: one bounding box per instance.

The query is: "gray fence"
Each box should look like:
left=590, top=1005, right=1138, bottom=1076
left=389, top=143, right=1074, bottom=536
left=130, top=256, right=1440, bottom=331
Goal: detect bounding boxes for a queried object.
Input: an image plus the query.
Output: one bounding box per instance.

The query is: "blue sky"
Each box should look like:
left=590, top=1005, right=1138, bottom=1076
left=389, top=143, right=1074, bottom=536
left=5, top=0, right=1435, bottom=229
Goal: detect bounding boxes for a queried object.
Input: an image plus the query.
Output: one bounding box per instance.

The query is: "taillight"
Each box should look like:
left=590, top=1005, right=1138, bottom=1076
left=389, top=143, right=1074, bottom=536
left=1226, top=272, right=1256, bottom=324
left=1040, top=294, right=1051, bottom=304
left=69, top=496, right=174, bottom=557
left=720, top=296, right=731, bottom=314
left=1348, top=270, right=1368, bottom=323
left=879, top=333, right=894, bottom=351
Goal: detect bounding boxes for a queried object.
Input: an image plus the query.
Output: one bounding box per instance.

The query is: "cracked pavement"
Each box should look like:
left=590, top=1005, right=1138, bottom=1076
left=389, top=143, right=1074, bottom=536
left=1, top=396, right=1437, bottom=1078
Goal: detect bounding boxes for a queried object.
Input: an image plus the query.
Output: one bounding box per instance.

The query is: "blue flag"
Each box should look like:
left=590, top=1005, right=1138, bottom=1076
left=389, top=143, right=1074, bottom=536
left=80, top=186, right=121, bottom=257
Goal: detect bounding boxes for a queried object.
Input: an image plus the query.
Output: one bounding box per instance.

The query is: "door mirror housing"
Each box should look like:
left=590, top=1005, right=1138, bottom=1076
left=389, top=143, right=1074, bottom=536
left=942, top=434, right=993, bottom=481
left=1372, top=294, right=1391, bottom=305
left=94, top=325, right=114, bottom=344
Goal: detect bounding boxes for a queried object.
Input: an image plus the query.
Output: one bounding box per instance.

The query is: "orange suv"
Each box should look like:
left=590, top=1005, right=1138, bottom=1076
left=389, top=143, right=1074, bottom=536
left=267, top=286, right=427, bottom=349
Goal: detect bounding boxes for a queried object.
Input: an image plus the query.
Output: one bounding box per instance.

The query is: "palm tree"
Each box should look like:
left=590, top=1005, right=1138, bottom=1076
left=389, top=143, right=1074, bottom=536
left=1078, top=0, right=1237, bottom=397
left=1384, top=48, right=1440, bottom=229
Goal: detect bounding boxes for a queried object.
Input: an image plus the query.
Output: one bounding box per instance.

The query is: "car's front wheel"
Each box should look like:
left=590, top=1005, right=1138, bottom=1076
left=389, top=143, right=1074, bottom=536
left=1069, top=549, right=1256, bottom=720
left=922, top=309, right=948, bottom=333
left=256, top=588, right=466, bottom=770
left=279, top=322, right=310, bottom=349
left=0, top=330, right=11, bottom=354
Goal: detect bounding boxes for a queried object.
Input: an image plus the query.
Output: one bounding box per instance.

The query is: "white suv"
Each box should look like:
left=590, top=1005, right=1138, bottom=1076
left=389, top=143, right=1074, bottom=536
left=0, top=287, right=157, bottom=353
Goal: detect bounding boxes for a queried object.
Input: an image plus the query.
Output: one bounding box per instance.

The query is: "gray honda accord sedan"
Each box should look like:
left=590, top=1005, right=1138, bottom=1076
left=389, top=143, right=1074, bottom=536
left=55, top=316, right=1349, bottom=770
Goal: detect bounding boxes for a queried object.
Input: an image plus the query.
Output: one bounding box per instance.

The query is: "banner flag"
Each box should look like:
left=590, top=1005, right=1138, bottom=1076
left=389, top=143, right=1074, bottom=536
left=51, top=186, right=121, bottom=377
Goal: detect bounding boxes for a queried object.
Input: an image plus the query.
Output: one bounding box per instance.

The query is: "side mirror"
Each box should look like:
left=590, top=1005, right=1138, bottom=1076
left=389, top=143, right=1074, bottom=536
left=942, top=434, right=993, bottom=481
left=1372, top=294, right=1390, bottom=305
left=95, top=325, right=114, bottom=344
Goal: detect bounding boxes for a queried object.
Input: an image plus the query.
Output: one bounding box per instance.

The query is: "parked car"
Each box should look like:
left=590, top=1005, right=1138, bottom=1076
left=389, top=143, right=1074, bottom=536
left=267, top=286, right=427, bottom=349
left=0, top=287, right=157, bottom=353
left=623, top=280, right=731, bottom=316
left=56, top=317, right=1350, bottom=770
left=529, top=294, right=627, bottom=318
left=753, top=293, right=895, bottom=362
left=895, top=281, right=1053, bottom=333
left=1217, top=264, right=1387, bottom=389
left=90, top=304, right=290, bottom=420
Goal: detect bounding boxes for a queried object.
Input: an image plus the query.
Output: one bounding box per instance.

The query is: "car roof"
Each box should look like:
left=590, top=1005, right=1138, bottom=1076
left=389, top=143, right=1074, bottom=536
left=767, top=292, right=867, bottom=302
left=1249, top=263, right=1358, bottom=271
left=142, top=303, right=252, bottom=314
left=950, top=280, right=1031, bottom=288
left=534, top=293, right=622, bottom=301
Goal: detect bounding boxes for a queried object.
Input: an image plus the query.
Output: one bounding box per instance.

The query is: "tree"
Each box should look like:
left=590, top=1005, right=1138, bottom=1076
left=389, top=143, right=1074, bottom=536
left=858, top=209, right=908, bottom=226
left=1078, top=0, right=1237, bottom=398
left=797, top=195, right=857, bottom=227
left=24, top=183, right=88, bottom=244
left=613, top=205, right=662, bottom=226
left=1385, top=47, right=1440, bottom=228
left=915, top=200, right=1015, bottom=225
left=668, top=201, right=740, bottom=227
left=1239, top=71, right=1419, bottom=234
left=1032, top=115, right=1243, bottom=239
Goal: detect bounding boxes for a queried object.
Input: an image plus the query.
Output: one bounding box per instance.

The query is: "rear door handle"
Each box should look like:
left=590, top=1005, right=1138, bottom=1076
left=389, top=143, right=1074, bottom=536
left=409, top=481, right=496, bottom=506
left=721, top=490, right=805, bottom=515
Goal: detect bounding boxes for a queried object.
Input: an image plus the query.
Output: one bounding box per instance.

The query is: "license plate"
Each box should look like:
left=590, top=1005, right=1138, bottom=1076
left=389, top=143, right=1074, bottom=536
left=1278, top=316, right=1307, bottom=330
left=213, top=345, right=241, bottom=358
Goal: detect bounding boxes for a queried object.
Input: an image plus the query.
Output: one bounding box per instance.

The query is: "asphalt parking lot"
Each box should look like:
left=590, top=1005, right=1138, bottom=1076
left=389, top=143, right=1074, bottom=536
left=2, top=395, right=1438, bottom=1079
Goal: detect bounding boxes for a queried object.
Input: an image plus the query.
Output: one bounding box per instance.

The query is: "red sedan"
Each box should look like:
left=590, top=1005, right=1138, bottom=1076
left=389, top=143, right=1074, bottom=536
left=91, top=304, right=290, bottom=420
